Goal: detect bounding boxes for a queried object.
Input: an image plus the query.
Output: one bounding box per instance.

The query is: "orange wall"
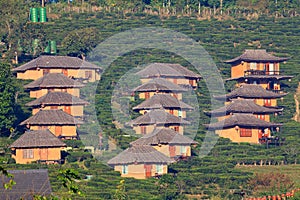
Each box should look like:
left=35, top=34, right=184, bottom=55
left=139, top=92, right=183, bottom=100
left=114, top=163, right=168, bottom=179
left=139, top=109, right=187, bottom=118
left=30, top=125, right=77, bottom=138
left=215, top=127, right=271, bottom=144
left=29, top=88, right=81, bottom=98
left=16, top=69, right=100, bottom=82
left=32, top=105, right=84, bottom=117
left=132, top=124, right=184, bottom=134
left=12, top=147, right=63, bottom=164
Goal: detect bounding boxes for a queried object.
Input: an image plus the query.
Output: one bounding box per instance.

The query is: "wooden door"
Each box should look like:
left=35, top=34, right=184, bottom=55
left=169, top=146, right=176, bottom=157
left=144, top=164, right=152, bottom=178
left=145, top=92, right=150, bottom=99
left=40, top=148, right=48, bottom=160
left=64, top=106, right=71, bottom=115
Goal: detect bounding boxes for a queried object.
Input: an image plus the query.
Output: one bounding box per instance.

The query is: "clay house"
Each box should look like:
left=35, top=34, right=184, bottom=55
left=0, top=169, right=52, bottom=199
left=20, top=109, right=83, bottom=140
left=214, top=84, right=287, bottom=107
left=9, top=130, right=66, bottom=164
left=225, top=49, right=292, bottom=92
left=206, top=99, right=282, bottom=122
left=24, top=73, right=84, bottom=98
left=13, top=55, right=102, bottom=82
left=132, top=94, right=193, bottom=118
left=205, top=113, right=282, bottom=144
left=132, top=78, right=187, bottom=100
left=136, top=63, right=201, bottom=89
left=130, top=128, right=197, bottom=159
left=25, top=91, right=89, bottom=118
left=107, top=145, right=172, bottom=179
left=129, top=109, right=190, bottom=135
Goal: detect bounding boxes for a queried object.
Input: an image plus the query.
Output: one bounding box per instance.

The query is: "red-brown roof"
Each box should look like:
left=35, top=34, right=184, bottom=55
left=214, top=84, right=287, bottom=101
left=205, top=114, right=282, bottom=130
left=9, top=130, right=66, bottom=148
left=206, top=99, right=282, bottom=116
left=133, top=94, right=193, bottom=111
left=20, top=109, right=83, bottom=125
left=107, top=145, right=173, bottom=165
left=133, top=78, right=187, bottom=92
left=129, top=109, right=190, bottom=126
left=24, top=73, right=84, bottom=89
left=136, top=63, right=201, bottom=79
left=130, top=128, right=197, bottom=146
left=225, top=49, right=290, bottom=64
left=26, top=92, right=88, bottom=107
left=13, top=55, right=102, bottom=72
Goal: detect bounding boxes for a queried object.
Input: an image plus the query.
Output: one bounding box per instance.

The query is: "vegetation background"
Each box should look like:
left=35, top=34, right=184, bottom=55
left=0, top=0, right=300, bottom=199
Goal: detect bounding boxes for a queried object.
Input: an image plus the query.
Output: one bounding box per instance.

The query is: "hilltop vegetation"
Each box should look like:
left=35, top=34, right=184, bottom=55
left=0, top=1, right=300, bottom=199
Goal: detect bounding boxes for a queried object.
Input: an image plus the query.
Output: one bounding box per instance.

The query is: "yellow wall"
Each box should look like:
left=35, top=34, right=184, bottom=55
left=133, top=124, right=183, bottom=135
left=30, top=125, right=77, bottom=138
left=231, top=63, right=247, bottom=78
left=12, top=147, right=63, bottom=164
left=114, top=163, right=168, bottom=179
left=141, top=78, right=197, bottom=87
left=17, top=70, right=43, bottom=80
left=29, top=88, right=81, bottom=98
left=138, top=92, right=183, bottom=100
left=16, top=69, right=100, bottom=82
left=32, top=105, right=84, bottom=117
left=139, top=109, right=187, bottom=118
left=215, top=127, right=271, bottom=144
left=153, top=144, right=191, bottom=157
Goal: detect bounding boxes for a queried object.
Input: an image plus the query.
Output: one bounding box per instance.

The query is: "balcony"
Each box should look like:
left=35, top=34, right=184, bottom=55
left=259, top=136, right=285, bottom=148
left=244, top=70, right=281, bottom=76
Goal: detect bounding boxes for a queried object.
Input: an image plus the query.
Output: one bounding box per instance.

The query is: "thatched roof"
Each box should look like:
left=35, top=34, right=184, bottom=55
left=13, top=55, right=102, bottom=72
left=205, top=114, right=282, bottom=130
left=225, top=49, right=290, bottom=64
left=24, top=73, right=84, bottom=89
left=214, top=85, right=287, bottom=101
left=129, top=109, right=190, bottom=126
left=133, top=94, right=193, bottom=111
left=20, top=109, right=84, bottom=125
left=26, top=92, right=89, bottom=107
left=9, top=130, right=66, bottom=148
left=107, top=145, right=173, bottom=165
left=133, top=78, right=187, bottom=92
left=130, top=128, right=197, bottom=146
left=0, top=169, right=52, bottom=200
left=206, top=99, right=282, bottom=117
left=136, top=63, right=201, bottom=79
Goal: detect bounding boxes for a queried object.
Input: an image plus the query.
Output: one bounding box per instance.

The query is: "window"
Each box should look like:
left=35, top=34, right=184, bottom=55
left=23, top=149, right=34, bottom=159
left=50, top=106, right=58, bottom=109
left=173, top=126, right=179, bottom=132
left=178, top=110, right=183, bottom=118
left=240, top=128, right=252, bottom=137
left=256, top=115, right=265, bottom=120
left=264, top=99, right=272, bottom=106
left=122, top=165, right=128, bottom=174
left=140, top=126, right=146, bottom=134
left=250, top=62, right=257, bottom=70
left=180, top=146, right=187, bottom=154
left=189, top=79, right=194, bottom=86
left=169, top=109, right=174, bottom=115
left=156, top=164, right=163, bottom=174
left=145, top=92, right=150, bottom=99
left=85, top=71, right=92, bottom=79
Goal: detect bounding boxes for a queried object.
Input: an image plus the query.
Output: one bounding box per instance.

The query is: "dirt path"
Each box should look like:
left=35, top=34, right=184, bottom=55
left=294, top=83, right=300, bottom=121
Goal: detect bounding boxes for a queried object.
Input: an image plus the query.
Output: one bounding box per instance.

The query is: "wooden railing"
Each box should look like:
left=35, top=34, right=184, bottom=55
left=244, top=70, right=282, bottom=76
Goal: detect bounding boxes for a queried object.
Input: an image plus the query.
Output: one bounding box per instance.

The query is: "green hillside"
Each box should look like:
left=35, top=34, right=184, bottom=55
left=1, top=1, right=300, bottom=199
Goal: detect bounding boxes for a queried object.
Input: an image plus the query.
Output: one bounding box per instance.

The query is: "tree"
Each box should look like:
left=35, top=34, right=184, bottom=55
left=0, top=62, right=16, bottom=136
left=61, top=27, right=101, bottom=60
left=0, top=0, right=29, bottom=60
